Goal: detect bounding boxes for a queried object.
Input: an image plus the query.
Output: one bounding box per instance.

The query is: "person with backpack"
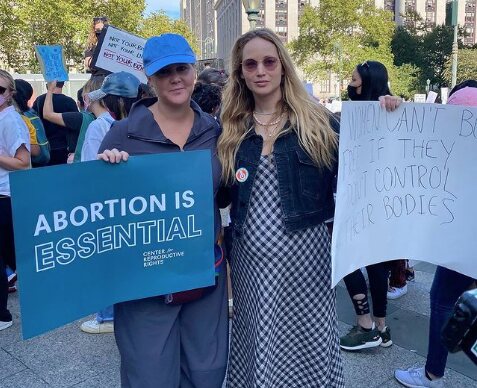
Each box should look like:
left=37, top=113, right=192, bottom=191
left=13, top=79, right=50, bottom=166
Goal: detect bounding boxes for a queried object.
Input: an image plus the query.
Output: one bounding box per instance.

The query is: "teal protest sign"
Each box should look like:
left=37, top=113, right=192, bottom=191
left=10, top=151, right=215, bottom=339
left=35, top=45, right=69, bottom=82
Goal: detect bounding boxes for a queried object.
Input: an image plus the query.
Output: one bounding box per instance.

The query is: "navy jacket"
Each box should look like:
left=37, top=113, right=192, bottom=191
left=230, top=118, right=339, bottom=239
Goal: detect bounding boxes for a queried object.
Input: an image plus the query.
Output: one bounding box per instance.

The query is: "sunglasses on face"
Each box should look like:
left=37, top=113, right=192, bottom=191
left=155, top=64, right=191, bottom=78
left=93, top=17, right=108, bottom=23
left=0, top=86, right=7, bottom=94
left=241, top=56, right=280, bottom=72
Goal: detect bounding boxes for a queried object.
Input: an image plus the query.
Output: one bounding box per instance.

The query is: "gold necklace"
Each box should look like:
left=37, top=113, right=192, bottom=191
left=253, top=112, right=283, bottom=127
left=256, top=116, right=284, bottom=138
left=253, top=110, right=276, bottom=116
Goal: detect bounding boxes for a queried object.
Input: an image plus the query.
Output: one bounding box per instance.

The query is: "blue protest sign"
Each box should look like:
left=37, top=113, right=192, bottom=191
left=35, top=45, right=69, bottom=82
left=9, top=151, right=215, bottom=339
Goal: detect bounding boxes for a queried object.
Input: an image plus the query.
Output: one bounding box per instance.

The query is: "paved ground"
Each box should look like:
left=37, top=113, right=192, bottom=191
left=1, top=262, right=476, bottom=387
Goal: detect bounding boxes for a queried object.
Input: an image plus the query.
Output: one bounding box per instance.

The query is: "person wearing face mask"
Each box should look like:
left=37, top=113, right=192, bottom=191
left=43, top=76, right=105, bottom=163
left=0, top=69, right=31, bottom=331
left=84, top=16, right=111, bottom=76
left=340, top=60, right=406, bottom=351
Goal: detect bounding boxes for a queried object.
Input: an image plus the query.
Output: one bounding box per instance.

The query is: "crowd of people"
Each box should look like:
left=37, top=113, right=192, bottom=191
left=0, top=16, right=475, bottom=388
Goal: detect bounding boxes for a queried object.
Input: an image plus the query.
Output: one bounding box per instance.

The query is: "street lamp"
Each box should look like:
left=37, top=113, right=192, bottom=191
left=242, top=0, right=260, bottom=30
left=333, top=42, right=343, bottom=101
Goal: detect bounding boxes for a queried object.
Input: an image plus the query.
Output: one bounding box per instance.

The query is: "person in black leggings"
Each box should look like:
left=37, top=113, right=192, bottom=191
left=340, top=61, right=395, bottom=350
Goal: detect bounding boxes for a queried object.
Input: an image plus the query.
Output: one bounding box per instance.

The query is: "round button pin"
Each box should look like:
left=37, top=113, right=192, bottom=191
left=235, top=168, right=249, bottom=183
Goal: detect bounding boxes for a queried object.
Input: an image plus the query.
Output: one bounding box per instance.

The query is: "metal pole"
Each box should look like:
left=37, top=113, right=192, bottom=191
left=451, top=0, right=459, bottom=88
left=451, top=24, right=458, bottom=88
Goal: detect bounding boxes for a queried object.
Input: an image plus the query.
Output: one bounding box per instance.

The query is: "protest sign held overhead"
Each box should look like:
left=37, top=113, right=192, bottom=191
left=332, top=101, right=477, bottom=287
left=9, top=151, right=215, bottom=339
left=91, top=25, right=147, bottom=82
left=35, top=45, right=69, bottom=82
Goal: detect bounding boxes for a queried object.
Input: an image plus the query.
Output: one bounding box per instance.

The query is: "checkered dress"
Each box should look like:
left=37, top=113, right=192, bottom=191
left=227, top=155, right=345, bottom=388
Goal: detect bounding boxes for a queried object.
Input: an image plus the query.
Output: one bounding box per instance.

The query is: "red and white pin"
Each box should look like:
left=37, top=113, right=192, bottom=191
left=235, top=167, right=249, bottom=183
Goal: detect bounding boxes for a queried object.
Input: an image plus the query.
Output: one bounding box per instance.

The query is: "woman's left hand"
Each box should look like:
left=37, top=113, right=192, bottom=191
left=379, top=95, right=402, bottom=112
left=97, top=148, right=129, bottom=163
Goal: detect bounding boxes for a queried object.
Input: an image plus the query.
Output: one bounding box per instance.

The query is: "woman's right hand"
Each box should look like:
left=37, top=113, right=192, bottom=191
left=97, top=148, right=129, bottom=163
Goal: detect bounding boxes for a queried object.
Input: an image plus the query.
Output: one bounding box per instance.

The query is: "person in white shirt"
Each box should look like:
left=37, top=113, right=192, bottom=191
left=0, top=69, right=31, bottom=331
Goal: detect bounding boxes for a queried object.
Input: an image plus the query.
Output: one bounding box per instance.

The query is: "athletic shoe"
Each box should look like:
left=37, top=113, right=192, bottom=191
left=340, top=324, right=382, bottom=350
left=0, top=320, right=13, bottom=331
left=379, top=326, right=393, bottom=347
left=395, top=367, right=443, bottom=387
left=406, top=269, right=415, bottom=282
left=7, top=272, right=17, bottom=286
left=80, top=320, right=114, bottom=334
left=388, top=284, right=408, bottom=300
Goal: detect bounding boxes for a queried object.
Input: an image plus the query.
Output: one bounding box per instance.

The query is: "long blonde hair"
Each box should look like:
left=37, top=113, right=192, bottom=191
left=218, top=28, right=338, bottom=185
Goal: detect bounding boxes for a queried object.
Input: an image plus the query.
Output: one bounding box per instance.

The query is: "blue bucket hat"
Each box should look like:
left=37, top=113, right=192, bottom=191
left=143, top=34, right=196, bottom=77
left=88, top=71, right=140, bottom=102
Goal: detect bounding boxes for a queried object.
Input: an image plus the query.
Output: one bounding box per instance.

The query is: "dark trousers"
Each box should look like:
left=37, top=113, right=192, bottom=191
left=389, top=259, right=407, bottom=288
left=47, top=148, right=68, bottom=166
left=344, top=262, right=389, bottom=318
left=0, top=196, right=15, bottom=321
left=425, top=266, right=475, bottom=377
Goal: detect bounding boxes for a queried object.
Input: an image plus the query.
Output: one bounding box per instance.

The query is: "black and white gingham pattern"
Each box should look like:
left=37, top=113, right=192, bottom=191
left=227, top=155, right=345, bottom=388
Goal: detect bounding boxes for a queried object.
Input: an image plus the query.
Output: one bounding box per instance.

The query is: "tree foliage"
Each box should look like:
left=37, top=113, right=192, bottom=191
left=139, top=11, right=199, bottom=54
left=289, top=2, right=417, bottom=98
left=444, top=48, right=477, bottom=85
left=391, top=11, right=459, bottom=90
left=0, top=1, right=194, bottom=73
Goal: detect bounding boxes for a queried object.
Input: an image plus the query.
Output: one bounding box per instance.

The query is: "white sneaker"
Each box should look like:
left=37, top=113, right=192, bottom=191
left=395, top=367, right=443, bottom=388
left=80, top=320, right=114, bottom=334
left=0, top=320, right=13, bottom=331
left=387, top=284, right=408, bottom=300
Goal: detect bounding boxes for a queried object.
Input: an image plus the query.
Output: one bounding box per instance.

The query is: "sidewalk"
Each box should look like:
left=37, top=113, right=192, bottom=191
left=1, top=262, right=475, bottom=387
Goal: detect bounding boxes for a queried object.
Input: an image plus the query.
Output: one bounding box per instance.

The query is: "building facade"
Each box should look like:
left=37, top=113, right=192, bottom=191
left=181, top=0, right=217, bottom=59
left=214, top=0, right=319, bottom=69
left=459, top=0, right=477, bottom=45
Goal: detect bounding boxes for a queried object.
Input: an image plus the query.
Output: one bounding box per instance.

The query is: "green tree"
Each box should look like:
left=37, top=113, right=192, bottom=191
left=0, top=0, right=146, bottom=72
left=0, top=3, right=25, bottom=70
left=420, top=25, right=454, bottom=88
left=139, top=11, right=199, bottom=54
left=391, top=26, right=422, bottom=67
left=444, top=48, right=477, bottom=85
left=289, top=2, right=417, bottom=98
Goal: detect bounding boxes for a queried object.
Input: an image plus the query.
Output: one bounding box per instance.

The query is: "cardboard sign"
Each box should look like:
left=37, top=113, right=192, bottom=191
left=414, top=94, right=426, bottom=103
left=35, top=45, right=69, bottom=82
left=10, top=151, right=215, bottom=338
left=91, top=25, right=147, bottom=82
left=332, top=101, right=477, bottom=287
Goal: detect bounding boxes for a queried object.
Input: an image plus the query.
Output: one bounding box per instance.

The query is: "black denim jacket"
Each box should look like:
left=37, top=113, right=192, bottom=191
left=229, top=119, right=339, bottom=239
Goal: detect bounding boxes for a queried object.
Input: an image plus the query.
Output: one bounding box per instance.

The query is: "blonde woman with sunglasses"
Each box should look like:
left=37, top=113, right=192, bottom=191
left=218, top=28, right=345, bottom=387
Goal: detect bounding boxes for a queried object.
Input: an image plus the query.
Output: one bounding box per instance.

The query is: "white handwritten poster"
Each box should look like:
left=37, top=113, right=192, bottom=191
left=93, top=25, right=147, bottom=82
left=331, top=101, right=477, bottom=287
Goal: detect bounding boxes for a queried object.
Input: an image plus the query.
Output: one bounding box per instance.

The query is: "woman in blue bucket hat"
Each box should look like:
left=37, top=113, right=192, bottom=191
left=98, top=34, right=228, bottom=388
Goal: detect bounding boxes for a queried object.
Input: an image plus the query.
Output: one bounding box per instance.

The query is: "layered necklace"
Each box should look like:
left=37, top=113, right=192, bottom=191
left=253, top=108, right=287, bottom=138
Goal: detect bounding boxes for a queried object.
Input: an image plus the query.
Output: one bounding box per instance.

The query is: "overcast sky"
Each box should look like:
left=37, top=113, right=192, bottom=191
left=146, top=0, right=180, bottom=19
